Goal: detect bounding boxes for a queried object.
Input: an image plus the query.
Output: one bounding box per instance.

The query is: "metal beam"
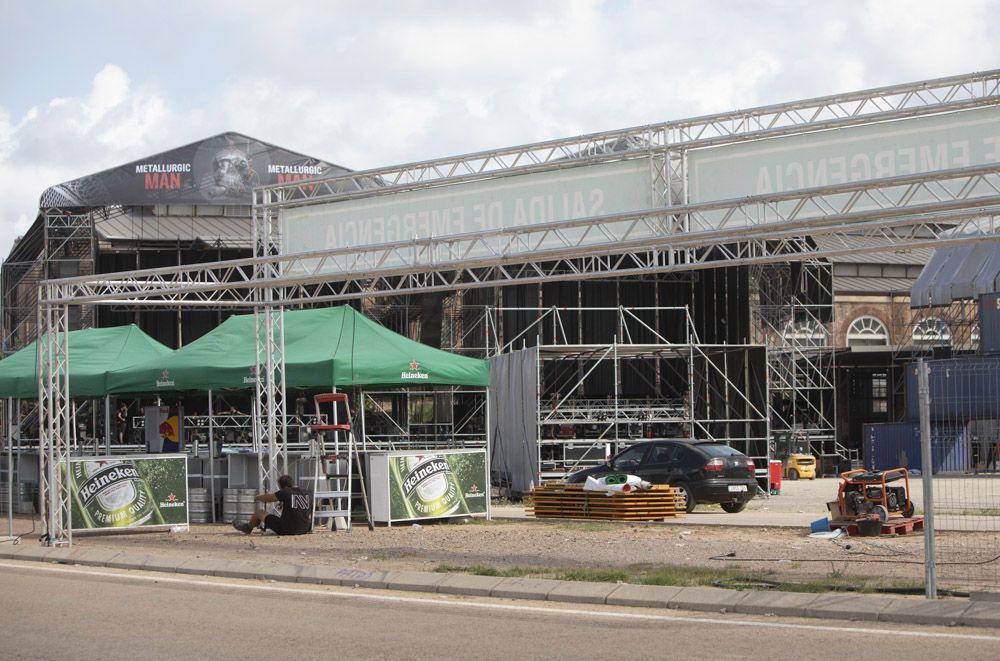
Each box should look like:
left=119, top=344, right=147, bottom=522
left=41, top=164, right=1000, bottom=307
left=256, top=69, right=1000, bottom=208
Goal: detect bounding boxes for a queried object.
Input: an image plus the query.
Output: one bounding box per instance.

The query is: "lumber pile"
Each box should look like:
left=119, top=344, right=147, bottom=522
left=525, top=483, right=685, bottom=521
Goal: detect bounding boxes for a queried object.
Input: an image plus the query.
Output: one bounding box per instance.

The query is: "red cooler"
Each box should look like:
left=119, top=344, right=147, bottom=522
left=769, top=459, right=783, bottom=494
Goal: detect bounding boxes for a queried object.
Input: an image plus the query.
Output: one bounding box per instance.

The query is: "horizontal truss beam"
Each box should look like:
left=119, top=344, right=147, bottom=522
left=255, top=70, right=1000, bottom=208
left=41, top=164, right=1000, bottom=307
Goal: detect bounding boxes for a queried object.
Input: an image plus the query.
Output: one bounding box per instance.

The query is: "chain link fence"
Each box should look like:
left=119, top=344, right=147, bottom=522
left=918, top=358, right=1000, bottom=595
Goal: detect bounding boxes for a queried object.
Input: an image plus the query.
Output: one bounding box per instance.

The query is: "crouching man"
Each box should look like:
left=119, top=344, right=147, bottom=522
left=233, top=474, right=311, bottom=536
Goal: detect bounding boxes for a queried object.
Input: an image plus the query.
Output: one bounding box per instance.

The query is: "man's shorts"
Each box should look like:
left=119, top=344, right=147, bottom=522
left=262, top=514, right=308, bottom=536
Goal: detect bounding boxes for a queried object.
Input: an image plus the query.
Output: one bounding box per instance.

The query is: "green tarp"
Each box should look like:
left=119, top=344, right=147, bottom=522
left=106, top=306, right=489, bottom=393
left=0, top=325, right=172, bottom=399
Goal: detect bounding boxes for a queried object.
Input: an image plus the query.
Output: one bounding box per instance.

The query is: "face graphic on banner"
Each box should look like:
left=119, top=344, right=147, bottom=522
left=208, top=146, right=255, bottom=197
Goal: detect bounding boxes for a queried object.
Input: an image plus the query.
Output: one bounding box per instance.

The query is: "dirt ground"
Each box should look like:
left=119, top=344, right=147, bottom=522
left=5, top=477, right=998, bottom=594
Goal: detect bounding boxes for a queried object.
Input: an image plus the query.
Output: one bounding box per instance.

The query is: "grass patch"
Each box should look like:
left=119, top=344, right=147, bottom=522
left=433, top=561, right=924, bottom=595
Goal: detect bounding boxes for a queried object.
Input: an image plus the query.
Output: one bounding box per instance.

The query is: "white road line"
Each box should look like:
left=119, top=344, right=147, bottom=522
left=2, top=560, right=997, bottom=642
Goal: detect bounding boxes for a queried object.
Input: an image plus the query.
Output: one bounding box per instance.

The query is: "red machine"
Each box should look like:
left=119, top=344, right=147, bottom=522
left=837, top=468, right=915, bottom=521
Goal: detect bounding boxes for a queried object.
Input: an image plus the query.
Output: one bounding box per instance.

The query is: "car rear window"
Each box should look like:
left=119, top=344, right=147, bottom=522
left=697, top=444, right=745, bottom=457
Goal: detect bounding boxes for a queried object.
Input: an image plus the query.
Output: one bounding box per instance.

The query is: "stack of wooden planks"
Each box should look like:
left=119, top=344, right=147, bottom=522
left=525, top=483, right=685, bottom=521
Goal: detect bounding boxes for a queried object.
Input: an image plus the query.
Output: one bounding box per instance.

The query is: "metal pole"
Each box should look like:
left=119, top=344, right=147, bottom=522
left=208, top=390, right=216, bottom=523
left=6, top=398, right=12, bottom=539
left=918, top=359, right=937, bottom=600
left=104, top=396, right=111, bottom=456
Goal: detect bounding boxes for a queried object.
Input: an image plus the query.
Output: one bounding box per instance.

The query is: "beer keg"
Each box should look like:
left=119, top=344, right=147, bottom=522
left=188, top=487, right=211, bottom=523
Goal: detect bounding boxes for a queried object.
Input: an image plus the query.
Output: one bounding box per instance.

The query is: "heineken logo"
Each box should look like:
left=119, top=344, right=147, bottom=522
left=156, top=368, right=175, bottom=387
left=159, top=491, right=185, bottom=508
left=402, top=458, right=449, bottom=496
left=243, top=366, right=257, bottom=385
left=401, top=359, right=429, bottom=380
left=78, top=464, right=142, bottom=506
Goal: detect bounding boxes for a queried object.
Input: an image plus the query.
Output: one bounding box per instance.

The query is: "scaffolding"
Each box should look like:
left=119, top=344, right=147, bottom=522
left=485, top=306, right=769, bottom=483
left=23, top=71, right=1000, bottom=544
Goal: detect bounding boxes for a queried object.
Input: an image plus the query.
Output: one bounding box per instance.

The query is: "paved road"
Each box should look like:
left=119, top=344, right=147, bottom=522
left=1, top=561, right=998, bottom=660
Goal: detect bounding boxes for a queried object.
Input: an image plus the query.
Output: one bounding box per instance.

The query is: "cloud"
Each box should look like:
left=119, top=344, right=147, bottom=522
left=2, top=0, right=1000, bottom=262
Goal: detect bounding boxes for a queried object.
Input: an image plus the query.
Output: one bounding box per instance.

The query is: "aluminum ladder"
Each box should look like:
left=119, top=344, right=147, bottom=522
left=309, top=393, right=374, bottom=531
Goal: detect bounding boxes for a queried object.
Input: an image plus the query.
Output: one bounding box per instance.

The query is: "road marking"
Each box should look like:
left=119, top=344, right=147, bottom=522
left=2, top=560, right=997, bottom=642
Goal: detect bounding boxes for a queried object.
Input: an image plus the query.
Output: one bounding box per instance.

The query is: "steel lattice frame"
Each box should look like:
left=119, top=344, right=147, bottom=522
left=251, top=204, right=287, bottom=493
left=37, top=296, right=71, bottom=545
left=33, top=70, right=1000, bottom=543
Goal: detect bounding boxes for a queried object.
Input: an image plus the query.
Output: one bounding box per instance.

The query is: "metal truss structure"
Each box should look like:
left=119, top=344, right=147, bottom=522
left=254, top=69, right=1000, bottom=209
left=357, top=387, right=488, bottom=453
left=484, top=307, right=769, bottom=480
left=32, top=70, right=1000, bottom=543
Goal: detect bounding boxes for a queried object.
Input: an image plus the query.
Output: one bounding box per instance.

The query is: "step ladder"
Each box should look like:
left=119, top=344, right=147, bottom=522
left=309, top=394, right=373, bottom=531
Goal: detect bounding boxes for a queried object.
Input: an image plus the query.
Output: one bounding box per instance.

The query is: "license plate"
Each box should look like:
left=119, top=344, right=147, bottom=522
left=727, top=485, right=748, bottom=492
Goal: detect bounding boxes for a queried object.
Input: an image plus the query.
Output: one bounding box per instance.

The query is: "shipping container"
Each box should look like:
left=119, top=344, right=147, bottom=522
left=864, top=422, right=971, bottom=474
left=980, top=292, right=1000, bottom=355
left=905, top=355, right=1000, bottom=420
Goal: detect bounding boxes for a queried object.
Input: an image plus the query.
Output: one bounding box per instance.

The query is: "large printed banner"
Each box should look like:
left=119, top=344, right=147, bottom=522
left=280, top=159, right=658, bottom=272
left=40, top=132, right=344, bottom=208
left=688, top=106, right=1000, bottom=205
left=65, top=455, right=188, bottom=532
left=388, top=450, right=487, bottom=521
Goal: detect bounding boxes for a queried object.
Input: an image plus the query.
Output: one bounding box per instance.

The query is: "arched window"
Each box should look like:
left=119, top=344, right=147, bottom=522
left=783, top=319, right=828, bottom=348
left=912, top=317, right=952, bottom=347
left=846, top=316, right=889, bottom=347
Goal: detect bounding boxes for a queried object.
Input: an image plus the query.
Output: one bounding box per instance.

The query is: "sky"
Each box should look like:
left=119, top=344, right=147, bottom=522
left=1, top=0, right=999, bottom=259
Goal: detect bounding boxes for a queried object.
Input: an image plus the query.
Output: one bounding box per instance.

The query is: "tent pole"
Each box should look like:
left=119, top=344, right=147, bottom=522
left=6, top=398, right=12, bottom=539
left=208, top=390, right=216, bottom=523
left=104, top=396, right=111, bottom=456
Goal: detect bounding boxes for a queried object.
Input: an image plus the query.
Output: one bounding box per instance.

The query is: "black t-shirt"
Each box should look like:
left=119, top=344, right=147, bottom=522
left=276, top=487, right=312, bottom=535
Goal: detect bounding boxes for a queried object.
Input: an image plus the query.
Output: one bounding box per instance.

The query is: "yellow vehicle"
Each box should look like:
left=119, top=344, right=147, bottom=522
left=784, top=454, right=816, bottom=480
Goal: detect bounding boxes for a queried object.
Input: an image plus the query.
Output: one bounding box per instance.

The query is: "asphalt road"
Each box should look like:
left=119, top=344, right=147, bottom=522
left=1, top=561, right=998, bottom=660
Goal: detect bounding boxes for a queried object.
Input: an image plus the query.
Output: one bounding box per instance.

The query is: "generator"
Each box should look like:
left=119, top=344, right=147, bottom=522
left=837, top=467, right=915, bottom=521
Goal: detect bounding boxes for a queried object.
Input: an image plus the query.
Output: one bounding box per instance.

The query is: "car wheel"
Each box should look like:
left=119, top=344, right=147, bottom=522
left=787, top=469, right=799, bottom=481
left=720, top=501, right=746, bottom=514
left=671, top=482, right=695, bottom=513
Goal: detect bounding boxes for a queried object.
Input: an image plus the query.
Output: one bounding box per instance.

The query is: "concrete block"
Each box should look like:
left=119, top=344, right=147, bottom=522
left=384, top=570, right=445, bottom=593
left=734, top=590, right=820, bottom=618
left=175, top=557, right=226, bottom=576
left=258, top=563, right=302, bottom=583
left=547, top=581, right=619, bottom=605
left=297, top=565, right=348, bottom=586
left=436, top=573, right=505, bottom=597
left=67, top=549, right=122, bottom=568
left=606, top=584, right=682, bottom=608
left=215, top=560, right=260, bottom=580
left=106, top=553, right=150, bottom=570
left=491, top=577, right=563, bottom=601
left=804, top=593, right=897, bottom=621
left=6, top=545, right=54, bottom=562
left=334, top=566, right=389, bottom=589
left=878, top=598, right=971, bottom=626
left=0, top=543, right=31, bottom=559
left=40, top=547, right=77, bottom=563
left=669, top=586, right=748, bottom=613
left=959, top=601, right=1000, bottom=628
left=140, top=554, right=181, bottom=574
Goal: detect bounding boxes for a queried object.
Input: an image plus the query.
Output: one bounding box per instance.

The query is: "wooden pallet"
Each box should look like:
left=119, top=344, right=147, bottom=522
left=525, top=484, right=685, bottom=521
left=832, top=516, right=925, bottom=536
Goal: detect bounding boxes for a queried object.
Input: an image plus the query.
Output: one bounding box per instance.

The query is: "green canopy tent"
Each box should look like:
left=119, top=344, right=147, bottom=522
left=106, top=306, right=490, bottom=394
left=0, top=325, right=172, bottom=399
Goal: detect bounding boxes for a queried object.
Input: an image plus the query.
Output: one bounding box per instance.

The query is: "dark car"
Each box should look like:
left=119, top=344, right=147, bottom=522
left=565, top=440, right=757, bottom=513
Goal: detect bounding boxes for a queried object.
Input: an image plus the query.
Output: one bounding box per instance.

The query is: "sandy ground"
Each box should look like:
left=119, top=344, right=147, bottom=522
left=4, top=477, right=998, bottom=593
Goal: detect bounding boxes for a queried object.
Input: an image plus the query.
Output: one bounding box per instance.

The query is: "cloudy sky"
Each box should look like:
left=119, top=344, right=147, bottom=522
left=1, top=0, right=998, bottom=259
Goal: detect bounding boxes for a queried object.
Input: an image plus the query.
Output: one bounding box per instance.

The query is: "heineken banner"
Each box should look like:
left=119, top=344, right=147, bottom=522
left=369, top=449, right=488, bottom=524
left=64, top=454, right=189, bottom=532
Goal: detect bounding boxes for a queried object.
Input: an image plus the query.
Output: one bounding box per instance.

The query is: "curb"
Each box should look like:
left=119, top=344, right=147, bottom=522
left=2, top=543, right=998, bottom=629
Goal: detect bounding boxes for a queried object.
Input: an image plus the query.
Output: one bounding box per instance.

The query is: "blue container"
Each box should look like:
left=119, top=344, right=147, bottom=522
left=980, top=292, right=1000, bottom=355
left=905, top=355, right=1000, bottom=421
left=864, top=422, right=970, bottom=474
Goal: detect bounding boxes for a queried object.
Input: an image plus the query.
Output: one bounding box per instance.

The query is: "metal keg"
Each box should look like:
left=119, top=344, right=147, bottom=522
left=1, top=482, right=37, bottom=515
left=237, top=488, right=257, bottom=518
left=188, top=487, right=211, bottom=523
left=222, top=488, right=240, bottom=523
